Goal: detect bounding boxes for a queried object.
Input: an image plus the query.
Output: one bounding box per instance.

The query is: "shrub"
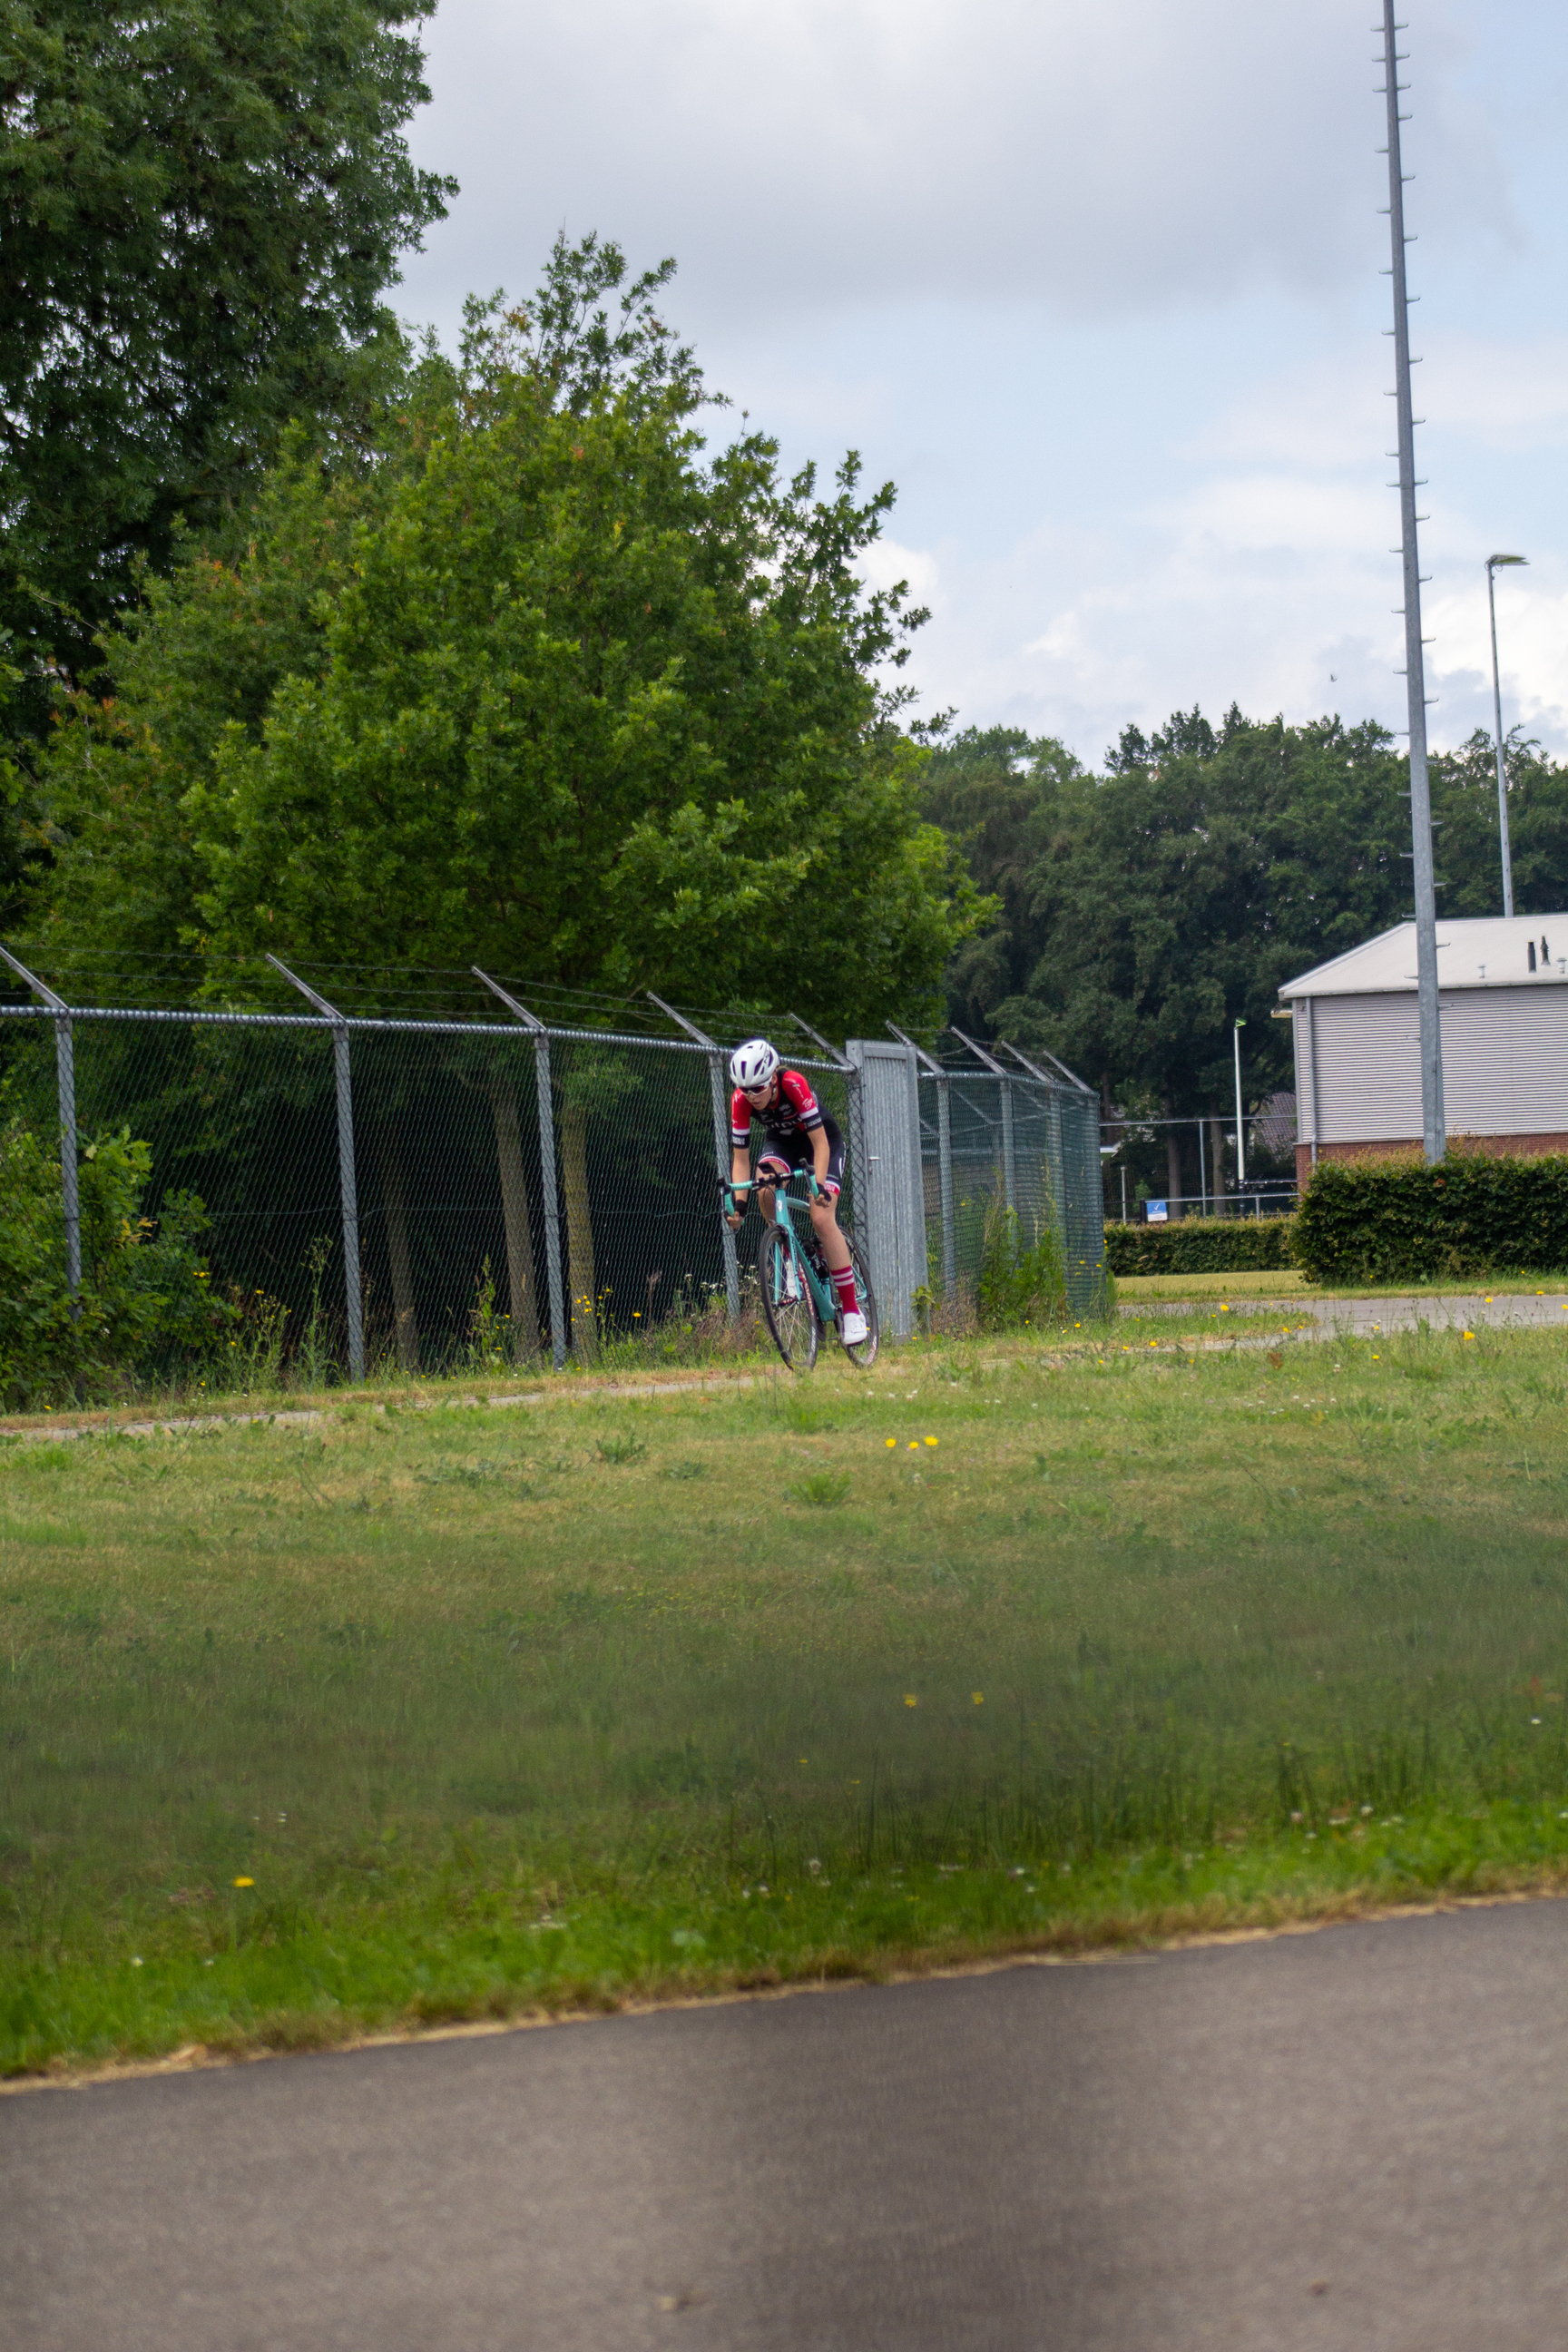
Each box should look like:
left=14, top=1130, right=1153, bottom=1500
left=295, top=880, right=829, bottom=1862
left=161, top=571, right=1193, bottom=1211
left=1294, top=1150, right=1568, bottom=1285
left=1104, top=1215, right=1296, bottom=1276
left=0, top=1120, right=232, bottom=1407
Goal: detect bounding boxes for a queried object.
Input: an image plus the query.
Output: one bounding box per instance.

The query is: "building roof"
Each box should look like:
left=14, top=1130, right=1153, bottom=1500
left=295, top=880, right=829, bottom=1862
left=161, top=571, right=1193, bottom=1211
left=1279, top=916, right=1568, bottom=1001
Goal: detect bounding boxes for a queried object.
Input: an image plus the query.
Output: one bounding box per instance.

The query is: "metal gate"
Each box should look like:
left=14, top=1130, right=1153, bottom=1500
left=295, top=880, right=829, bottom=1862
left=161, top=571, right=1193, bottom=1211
left=846, top=1039, right=926, bottom=1340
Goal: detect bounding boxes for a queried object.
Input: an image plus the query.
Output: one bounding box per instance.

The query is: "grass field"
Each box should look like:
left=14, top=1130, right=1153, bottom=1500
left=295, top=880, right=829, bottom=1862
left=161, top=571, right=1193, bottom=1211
left=5, top=1319, right=1568, bottom=2079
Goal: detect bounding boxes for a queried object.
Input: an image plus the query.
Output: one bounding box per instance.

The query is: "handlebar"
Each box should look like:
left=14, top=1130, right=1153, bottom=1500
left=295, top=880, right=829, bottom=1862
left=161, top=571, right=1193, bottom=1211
left=719, top=1171, right=823, bottom=1210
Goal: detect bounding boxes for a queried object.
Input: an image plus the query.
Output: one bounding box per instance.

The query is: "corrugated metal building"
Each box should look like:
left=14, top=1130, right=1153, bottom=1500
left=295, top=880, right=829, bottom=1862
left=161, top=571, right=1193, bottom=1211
left=1279, top=916, right=1568, bottom=1189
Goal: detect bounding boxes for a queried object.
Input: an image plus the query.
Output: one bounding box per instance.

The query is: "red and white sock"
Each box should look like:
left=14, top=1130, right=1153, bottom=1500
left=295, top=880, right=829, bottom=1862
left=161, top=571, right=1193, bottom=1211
left=831, top=1263, right=858, bottom=1318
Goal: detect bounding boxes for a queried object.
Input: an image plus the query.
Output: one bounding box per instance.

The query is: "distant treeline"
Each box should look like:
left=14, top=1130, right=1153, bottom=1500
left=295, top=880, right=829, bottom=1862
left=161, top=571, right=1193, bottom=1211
left=922, top=710, right=1568, bottom=1200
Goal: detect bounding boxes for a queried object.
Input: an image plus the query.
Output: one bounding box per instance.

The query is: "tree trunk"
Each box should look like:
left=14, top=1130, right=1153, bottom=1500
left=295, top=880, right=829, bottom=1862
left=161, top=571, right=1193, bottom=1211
left=1164, top=1126, right=1185, bottom=1220
left=560, top=1096, right=596, bottom=1361
left=380, top=1130, right=418, bottom=1371
left=488, top=1073, right=539, bottom=1357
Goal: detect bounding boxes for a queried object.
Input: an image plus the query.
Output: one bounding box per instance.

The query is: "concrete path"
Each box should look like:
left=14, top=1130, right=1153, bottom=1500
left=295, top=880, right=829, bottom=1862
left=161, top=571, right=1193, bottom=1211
left=6, top=1899, right=1568, bottom=2351
left=1124, top=1288, right=1568, bottom=1338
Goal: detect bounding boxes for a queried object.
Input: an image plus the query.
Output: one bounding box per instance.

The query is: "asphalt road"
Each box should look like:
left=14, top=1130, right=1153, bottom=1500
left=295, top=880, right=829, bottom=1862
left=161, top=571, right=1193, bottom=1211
left=7, top=1899, right=1568, bottom=2350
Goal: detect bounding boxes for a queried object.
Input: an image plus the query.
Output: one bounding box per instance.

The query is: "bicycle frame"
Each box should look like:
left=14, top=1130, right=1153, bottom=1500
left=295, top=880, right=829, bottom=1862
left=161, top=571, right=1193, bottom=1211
left=726, top=1174, right=837, bottom=1326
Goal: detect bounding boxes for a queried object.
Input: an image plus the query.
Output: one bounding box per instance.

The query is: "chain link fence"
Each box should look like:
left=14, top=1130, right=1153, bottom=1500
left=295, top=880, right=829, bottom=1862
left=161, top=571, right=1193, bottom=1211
left=917, top=1048, right=1105, bottom=1323
left=0, top=951, right=1103, bottom=1386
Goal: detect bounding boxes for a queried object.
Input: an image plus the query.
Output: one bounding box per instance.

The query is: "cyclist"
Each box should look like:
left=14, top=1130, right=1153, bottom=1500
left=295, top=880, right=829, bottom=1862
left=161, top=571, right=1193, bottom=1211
left=725, top=1038, right=867, bottom=1344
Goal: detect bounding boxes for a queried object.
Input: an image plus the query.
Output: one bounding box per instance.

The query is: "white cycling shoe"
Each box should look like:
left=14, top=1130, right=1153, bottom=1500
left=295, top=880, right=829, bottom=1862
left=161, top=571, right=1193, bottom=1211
left=840, top=1310, right=869, bottom=1346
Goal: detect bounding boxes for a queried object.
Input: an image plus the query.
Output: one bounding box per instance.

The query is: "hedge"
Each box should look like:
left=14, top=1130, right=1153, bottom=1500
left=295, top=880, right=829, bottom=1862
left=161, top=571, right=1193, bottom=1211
left=1104, top=1216, right=1296, bottom=1276
left=1294, top=1150, right=1568, bottom=1284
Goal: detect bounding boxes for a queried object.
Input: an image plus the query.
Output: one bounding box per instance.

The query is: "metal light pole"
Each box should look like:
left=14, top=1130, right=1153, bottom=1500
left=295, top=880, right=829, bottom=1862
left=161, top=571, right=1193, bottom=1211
left=1232, top=1020, right=1246, bottom=1189
left=1378, top=0, right=1446, bottom=1163
left=1485, top=553, right=1527, bottom=918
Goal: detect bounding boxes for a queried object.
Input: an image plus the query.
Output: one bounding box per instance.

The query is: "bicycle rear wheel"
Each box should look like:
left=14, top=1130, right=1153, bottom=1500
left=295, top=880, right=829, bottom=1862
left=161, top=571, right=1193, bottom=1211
left=837, top=1226, right=879, bottom=1367
left=757, top=1223, right=819, bottom=1371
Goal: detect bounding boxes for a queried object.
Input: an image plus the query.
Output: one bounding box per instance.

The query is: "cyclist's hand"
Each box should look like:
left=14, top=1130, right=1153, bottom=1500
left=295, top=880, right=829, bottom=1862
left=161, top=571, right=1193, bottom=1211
left=725, top=1209, right=743, bottom=1230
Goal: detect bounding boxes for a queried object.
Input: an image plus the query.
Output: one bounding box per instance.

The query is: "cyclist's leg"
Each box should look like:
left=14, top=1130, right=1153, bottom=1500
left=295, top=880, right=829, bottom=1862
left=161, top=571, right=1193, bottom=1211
left=807, top=1118, right=852, bottom=1271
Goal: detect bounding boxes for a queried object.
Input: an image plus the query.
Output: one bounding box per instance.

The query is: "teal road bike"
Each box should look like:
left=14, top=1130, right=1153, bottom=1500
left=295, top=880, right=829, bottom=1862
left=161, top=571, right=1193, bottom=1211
left=722, top=1171, right=879, bottom=1373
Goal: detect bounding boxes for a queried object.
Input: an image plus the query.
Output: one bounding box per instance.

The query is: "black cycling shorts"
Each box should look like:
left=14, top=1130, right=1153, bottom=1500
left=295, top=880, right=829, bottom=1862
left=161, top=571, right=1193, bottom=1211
left=756, top=1112, right=845, bottom=1197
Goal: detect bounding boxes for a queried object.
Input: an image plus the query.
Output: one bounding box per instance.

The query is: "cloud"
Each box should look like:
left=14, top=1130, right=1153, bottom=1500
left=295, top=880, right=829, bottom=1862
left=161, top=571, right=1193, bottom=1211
left=401, top=0, right=1514, bottom=329
left=859, top=536, right=940, bottom=608
left=876, top=469, right=1566, bottom=768
left=1191, top=333, right=1568, bottom=473
left=390, top=0, right=1568, bottom=765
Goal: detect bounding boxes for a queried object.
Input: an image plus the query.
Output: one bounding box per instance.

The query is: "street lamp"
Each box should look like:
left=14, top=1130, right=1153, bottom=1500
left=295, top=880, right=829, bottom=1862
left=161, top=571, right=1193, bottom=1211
left=1233, top=1019, right=1246, bottom=1191
left=1485, top=553, right=1527, bottom=919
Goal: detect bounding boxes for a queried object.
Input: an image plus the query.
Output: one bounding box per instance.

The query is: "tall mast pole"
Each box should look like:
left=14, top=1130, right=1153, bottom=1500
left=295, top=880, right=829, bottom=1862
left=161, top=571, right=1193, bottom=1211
left=1485, top=553, right=1526, bottom=919
left=1379, top=0, right=1445, bottom=1162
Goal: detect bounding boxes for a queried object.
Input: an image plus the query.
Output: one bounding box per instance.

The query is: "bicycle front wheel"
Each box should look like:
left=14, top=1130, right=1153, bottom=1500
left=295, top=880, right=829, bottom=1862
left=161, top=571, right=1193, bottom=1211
left=757, top=1223, right=819, bottom=1372
left=838, top=1226, right=880, bottom=1368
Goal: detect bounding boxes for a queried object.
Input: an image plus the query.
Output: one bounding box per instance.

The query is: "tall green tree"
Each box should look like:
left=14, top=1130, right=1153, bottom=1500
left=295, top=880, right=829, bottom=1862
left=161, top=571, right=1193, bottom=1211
left=34, top=240, right=979, bottom=1034
left=1429, top=729, right=1568, bottom=919
left=30, top=239, right=710, bottom=961
left=920, top=725, right=1084, bottom=1034
left=0, top=0, right=453, bottom=680
left=184, top=397, right=968, bottom=1031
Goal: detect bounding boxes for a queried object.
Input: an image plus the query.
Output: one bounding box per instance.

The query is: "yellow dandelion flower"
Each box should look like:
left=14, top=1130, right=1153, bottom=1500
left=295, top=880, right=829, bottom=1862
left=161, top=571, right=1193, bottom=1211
left=232, top=1876, right=254, bottom=1888
left=886, top=1437, right=896, bottom=1448
left=972, top=1690, right=985, bottom=1705
left=925, top=1436, right=937, bottom=1447
left=908, top=1440, right=919, bottom=1450
left=904, top=1694, right=917, bottom=1707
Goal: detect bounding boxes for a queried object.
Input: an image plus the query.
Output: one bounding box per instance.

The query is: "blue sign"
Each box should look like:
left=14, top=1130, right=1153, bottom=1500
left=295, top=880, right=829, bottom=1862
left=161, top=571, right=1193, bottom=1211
left=1146, top=1198, right=1169, bottom=1222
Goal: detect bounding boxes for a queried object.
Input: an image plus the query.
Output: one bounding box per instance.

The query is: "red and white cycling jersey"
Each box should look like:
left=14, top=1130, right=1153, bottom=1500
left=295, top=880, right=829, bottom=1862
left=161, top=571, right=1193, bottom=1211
left=730, top=1068, right=825, bottom=1151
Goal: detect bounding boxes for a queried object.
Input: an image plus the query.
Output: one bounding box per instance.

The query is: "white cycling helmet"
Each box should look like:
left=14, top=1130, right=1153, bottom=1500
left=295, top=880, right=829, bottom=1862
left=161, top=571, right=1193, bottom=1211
left=730, top=1037, right=779, bottom=1091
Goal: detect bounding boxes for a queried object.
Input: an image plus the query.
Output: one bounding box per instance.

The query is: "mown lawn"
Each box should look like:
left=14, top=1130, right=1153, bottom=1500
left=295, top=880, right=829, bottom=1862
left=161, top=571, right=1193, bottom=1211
left=5, top=1321, right=1568, bottom=2077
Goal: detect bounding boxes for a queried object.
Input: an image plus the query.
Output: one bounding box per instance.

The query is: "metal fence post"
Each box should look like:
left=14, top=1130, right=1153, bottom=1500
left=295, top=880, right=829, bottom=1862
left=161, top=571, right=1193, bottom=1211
left=710, top=1054, right=741, bottom=1321
left=533, top=1036, right=567, bottom=1367
left=999, top=1079, right=1017, bottom=1216
left=332, top=1027, right=364, bottom=1381
left=936, top=1078, right=956, bottom=1293
left=649, top=995, right=739, bottom=1321
left=268, top=956, right=364, bottom=1382
left=54, top=1013, right=81, bottom=1304
left=950, top=1027, right=1020, bottom=1217
left=473, top=971, right=567, bottom=1370
left=887, top=1024, right=953, bottom=1296
left=1, top=946, right=82, bottom=1307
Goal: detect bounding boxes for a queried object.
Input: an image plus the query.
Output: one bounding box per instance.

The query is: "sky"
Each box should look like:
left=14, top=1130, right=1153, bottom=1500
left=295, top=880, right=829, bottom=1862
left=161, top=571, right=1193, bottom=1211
left=393, top=0, right=1568, bottom=770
